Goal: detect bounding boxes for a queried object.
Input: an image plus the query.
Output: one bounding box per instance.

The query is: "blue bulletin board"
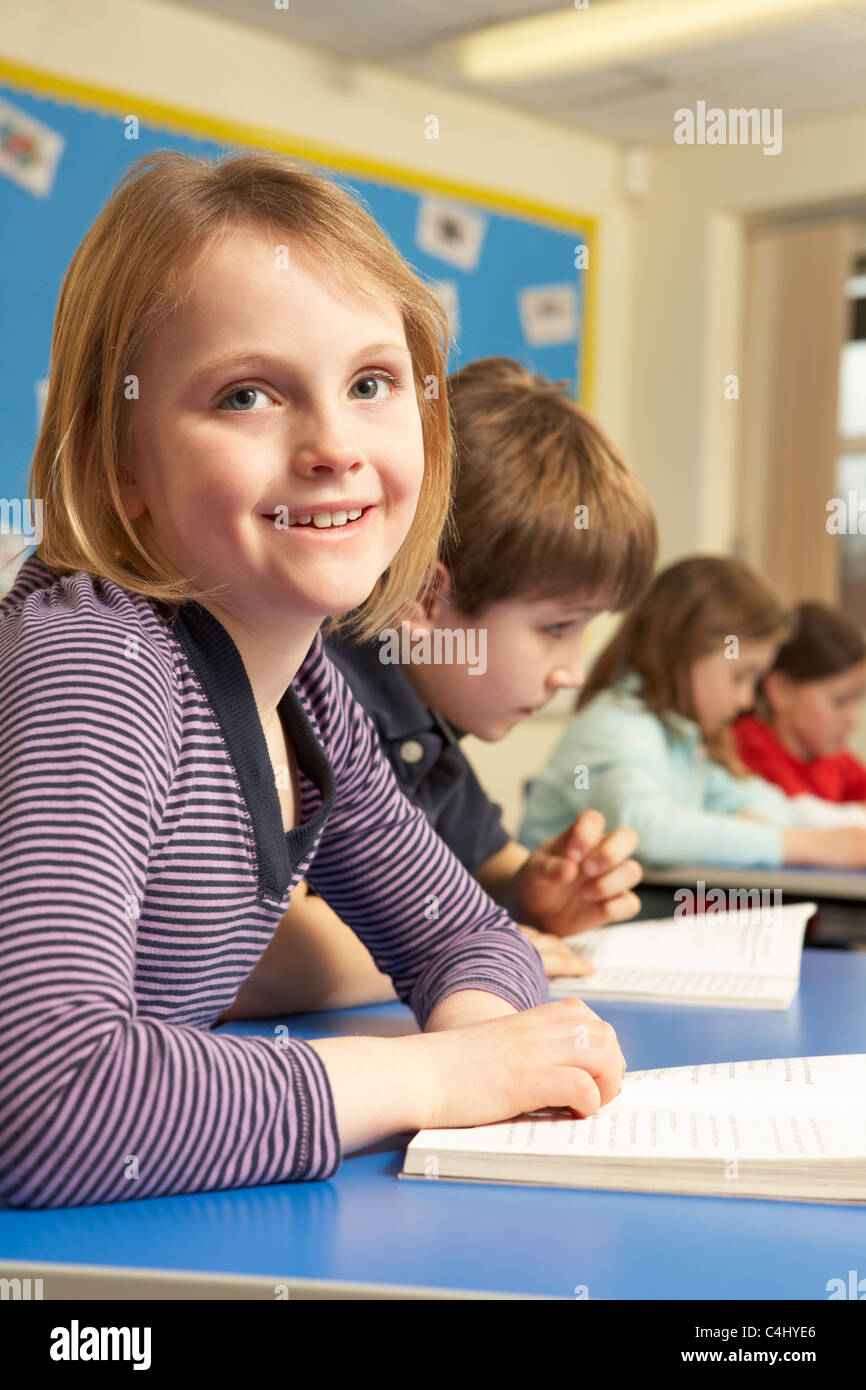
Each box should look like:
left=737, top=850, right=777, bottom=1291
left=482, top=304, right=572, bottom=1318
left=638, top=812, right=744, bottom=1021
left=0, top=59, right=594, bottom=516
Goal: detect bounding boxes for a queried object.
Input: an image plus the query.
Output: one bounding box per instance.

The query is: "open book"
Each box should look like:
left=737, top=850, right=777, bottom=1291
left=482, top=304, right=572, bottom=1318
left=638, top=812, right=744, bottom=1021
left=549, top=900, right=816, bottom=1009
left=401, top=1054, right=866, bottom=1203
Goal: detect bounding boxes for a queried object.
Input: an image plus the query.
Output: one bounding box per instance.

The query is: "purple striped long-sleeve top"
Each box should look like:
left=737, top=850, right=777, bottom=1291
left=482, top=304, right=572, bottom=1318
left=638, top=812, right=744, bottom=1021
left=0, top=556, right=548, bottom=1208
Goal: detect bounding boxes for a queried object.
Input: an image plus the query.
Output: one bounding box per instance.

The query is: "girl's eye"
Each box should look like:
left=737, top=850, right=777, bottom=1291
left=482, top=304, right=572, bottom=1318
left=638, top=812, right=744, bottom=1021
left=545, top=622, right=573, bottom=638
left=218, top=372, right=401, bottom=411
left=219, top=386, right=272, bottom=412
left=350, top=372, right=400, bottom=401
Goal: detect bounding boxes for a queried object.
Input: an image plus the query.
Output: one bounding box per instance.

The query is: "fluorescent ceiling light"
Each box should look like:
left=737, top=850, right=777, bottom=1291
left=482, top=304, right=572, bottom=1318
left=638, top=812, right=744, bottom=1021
left=454, top=0, right=843, bottom=82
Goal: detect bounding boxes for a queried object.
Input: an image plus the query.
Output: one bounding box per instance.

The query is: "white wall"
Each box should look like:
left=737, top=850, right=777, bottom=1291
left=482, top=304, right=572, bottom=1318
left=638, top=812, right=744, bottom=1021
left=627, top=106, right=866, bottom=565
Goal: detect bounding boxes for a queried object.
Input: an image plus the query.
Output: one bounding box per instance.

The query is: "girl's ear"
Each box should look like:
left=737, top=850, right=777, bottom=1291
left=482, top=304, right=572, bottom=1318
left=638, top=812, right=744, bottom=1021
left=117, top=463, right=147, bottom=520
left=762, top=669, right=792, bottom=713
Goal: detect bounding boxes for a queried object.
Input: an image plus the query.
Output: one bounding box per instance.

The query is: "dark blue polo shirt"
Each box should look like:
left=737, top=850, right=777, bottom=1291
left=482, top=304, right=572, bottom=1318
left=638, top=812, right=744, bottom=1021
left=324, top=633, right=511, bottom=876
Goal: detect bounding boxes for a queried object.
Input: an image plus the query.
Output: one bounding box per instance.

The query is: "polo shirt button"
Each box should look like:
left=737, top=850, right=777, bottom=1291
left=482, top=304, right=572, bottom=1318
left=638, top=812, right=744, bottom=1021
left=400, top=739, right=425, bottom=764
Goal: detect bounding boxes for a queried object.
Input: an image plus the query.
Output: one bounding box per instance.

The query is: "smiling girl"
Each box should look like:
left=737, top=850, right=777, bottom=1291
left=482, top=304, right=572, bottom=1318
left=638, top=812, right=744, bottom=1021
left=0, top=150, right=625, bottom=1209
left=220, top=357, right=656, bottom=1021
left=520, top=555, right=866, bottom=869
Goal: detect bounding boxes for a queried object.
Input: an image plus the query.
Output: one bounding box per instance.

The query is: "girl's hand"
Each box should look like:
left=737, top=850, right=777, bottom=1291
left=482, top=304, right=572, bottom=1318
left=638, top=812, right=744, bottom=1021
left=783, top=825, right=866, bottom=868
left=518, top=924, right=596, bottom=978
left=420, top=997, right=626, bottom=1131
left=515, top=809, right=643, bottom=938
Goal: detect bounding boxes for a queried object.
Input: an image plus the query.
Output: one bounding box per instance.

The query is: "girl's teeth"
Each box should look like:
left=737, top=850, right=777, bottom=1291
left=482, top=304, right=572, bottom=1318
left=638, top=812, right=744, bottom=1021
left=286, top=508, right=365, bottom=527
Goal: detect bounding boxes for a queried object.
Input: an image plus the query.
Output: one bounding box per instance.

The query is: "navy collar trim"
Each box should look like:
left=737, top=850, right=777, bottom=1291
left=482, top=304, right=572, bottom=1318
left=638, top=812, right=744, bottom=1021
left=164, top=601, right=335, bottom=901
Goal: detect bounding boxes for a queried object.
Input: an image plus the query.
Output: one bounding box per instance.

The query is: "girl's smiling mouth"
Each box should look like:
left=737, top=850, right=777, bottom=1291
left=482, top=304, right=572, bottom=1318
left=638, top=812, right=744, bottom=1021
left=260, top=504, right=376, bottom=534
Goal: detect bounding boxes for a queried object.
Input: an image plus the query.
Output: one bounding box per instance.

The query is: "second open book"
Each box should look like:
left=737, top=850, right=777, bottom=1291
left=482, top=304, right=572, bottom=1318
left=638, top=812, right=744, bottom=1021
left=549, top=900, right=817, bottom=1009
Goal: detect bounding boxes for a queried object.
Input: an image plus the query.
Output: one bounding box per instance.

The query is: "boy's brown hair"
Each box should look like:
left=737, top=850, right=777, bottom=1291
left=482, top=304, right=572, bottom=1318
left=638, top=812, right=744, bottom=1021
left=578, top=554, right=793, bottom=773
left=27, top=148, right=452, bottom=640
left=442, top=358, right=657, bottom=616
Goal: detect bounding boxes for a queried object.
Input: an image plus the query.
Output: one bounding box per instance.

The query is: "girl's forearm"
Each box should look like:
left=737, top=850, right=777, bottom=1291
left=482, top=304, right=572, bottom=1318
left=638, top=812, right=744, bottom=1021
left=424, top=988, right=519, bottom=1031
left=782, top=826, right=862, bottom=866
left=781, top=828, right=817, bottom=864
left=307, top=1032, right=435, bottom=1149
left=309, top=994, right=518, bottom=1151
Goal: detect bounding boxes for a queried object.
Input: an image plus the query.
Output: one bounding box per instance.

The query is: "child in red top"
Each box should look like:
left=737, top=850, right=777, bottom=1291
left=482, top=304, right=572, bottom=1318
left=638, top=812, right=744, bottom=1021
left=734, top=601, right=866, bottom=802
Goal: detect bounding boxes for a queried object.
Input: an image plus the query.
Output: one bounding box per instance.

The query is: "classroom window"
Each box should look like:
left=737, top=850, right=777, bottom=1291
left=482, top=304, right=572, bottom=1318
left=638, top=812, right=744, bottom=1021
left=836, top=253, right=866, bottom=630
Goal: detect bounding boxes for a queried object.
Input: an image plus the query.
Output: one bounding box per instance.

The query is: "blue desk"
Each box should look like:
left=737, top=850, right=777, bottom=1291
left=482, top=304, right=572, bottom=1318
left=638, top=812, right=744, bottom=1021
left=1, top=950, right=865, bottom=1300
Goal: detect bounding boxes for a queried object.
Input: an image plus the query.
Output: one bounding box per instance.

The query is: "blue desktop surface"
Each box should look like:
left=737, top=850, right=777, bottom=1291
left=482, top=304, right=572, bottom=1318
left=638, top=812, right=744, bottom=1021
left=1, top=949, right=864, bottom=1300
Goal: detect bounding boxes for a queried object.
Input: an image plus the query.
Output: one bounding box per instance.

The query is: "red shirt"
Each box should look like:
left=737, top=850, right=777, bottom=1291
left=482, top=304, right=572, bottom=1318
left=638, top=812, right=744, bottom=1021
left=733, top=713, right=866, bottom=802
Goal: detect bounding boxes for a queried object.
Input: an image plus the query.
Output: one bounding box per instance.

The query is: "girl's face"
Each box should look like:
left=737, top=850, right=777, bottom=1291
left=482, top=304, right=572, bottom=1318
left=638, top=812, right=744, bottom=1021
left=765, top=660, right=866, bottom=758
left=690, top=638, right=779, bottom=736
left=124, top=227, right=425, bottom=635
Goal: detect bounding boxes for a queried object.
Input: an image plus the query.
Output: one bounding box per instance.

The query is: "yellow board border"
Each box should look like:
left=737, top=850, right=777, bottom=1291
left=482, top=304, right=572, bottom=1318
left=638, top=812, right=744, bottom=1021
left=0, top=57, right=597, bottom=406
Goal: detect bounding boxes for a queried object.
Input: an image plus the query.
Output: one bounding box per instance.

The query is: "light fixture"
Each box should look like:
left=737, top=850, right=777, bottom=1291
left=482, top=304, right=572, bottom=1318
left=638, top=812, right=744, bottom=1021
left=453, top=0, right=843, bottom=83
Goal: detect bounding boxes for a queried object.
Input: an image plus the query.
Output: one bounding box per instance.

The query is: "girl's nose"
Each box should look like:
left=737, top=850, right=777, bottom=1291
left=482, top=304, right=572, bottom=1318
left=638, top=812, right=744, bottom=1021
left=292, top=408, right=361, bottom=475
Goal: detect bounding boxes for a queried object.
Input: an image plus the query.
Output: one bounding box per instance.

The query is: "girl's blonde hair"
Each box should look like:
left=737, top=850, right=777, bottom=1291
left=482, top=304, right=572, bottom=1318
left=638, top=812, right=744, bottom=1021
left=578, top=554, right=793, bottom=773
left=28, top=148, right=453, bottom=639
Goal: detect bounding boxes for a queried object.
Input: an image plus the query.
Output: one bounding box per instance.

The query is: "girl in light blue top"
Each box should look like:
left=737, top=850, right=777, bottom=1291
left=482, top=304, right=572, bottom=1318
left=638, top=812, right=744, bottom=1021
left=520, top=556, right=866, bottom=870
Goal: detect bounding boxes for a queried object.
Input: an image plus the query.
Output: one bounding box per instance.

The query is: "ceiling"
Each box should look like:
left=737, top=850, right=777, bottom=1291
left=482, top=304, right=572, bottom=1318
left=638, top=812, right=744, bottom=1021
left=165, top=0, right=866, bottom=143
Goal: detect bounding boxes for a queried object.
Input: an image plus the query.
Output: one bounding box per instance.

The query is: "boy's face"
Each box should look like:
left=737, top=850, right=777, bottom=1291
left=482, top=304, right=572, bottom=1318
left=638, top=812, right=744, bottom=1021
left=122, top=227, right=425, bottom=638
left=403, top=588, right=605, bottom=741
left=690, top=638, right=779, bottom=736
left=766, top=661, right=866, bottom=758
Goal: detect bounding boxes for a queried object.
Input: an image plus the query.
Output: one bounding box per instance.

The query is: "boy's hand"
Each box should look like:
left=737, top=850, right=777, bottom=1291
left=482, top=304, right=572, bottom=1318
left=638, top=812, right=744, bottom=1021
left=515, top=810, right=642, bottom=938
left=518, top=924, right=596, bottom=978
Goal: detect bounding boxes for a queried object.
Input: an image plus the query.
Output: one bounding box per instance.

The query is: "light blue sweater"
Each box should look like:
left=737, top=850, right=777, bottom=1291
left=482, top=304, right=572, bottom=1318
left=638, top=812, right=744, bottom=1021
left=519, top=675, right=797, bottom=868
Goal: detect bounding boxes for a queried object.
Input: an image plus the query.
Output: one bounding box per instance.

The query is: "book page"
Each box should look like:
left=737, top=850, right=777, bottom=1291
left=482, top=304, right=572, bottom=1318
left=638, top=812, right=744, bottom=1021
left=622, top=1054, right=864, bottom=1086
left=409, top=1105, right=866, bottom=1161
left=560, top=901, right=813, bottom=980
left=406, top=1056, right=866, bottom=1160
left=550, top=967, right=789, bottom=1000
left=499, top=1104, right=865, bottom=1160
left=606, top=1053, right=866, bottom=1113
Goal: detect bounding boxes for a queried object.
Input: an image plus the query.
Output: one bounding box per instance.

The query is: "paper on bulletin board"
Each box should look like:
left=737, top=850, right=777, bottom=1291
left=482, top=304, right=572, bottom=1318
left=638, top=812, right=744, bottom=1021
left=429, top=279, right=460, bottom=338
left=0, top=94, right=64, bottom=197
left=518, top=283, right=579, bottom=346
left=416, top=196, right=487, bottom=272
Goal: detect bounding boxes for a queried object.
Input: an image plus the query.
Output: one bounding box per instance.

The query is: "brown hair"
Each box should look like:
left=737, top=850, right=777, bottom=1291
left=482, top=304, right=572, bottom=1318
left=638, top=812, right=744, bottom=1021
left=27, top=148, right=453, bottom=640
left=767, top=601, right=866, bottom=683
left=578, top=554, right=793, bottom=772
left=440, top=357, right=657, bottom=616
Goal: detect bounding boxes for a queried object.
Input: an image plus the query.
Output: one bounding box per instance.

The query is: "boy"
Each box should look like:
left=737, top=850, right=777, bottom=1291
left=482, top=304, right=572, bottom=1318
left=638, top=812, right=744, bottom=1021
left=221, top=358, right=658, bottom=1017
